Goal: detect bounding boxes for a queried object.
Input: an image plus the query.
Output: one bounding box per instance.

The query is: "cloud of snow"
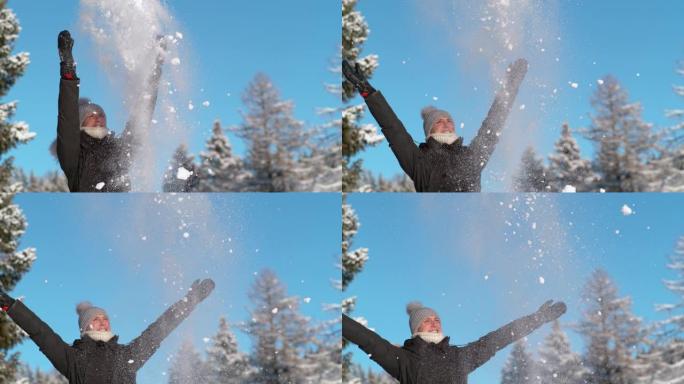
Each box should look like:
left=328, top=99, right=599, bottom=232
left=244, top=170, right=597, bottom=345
left=417, top=0, right=563, bottom=191
left=424, top=194, right=582, bottom=319
left=79, top=0, right=194, bottom=191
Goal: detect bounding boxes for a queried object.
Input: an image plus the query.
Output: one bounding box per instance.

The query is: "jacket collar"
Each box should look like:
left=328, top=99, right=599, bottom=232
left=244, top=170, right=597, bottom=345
left=74, top=334, right=120, bottom=348
left=420, top=136, right=464, bottom=151
left=404, top=334, right=451, bottom=353
left=80, top=130, right=114, bottom=149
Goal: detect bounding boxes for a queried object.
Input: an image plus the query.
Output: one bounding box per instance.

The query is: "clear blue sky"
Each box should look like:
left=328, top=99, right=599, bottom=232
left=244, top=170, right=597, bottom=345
left=346, top=193, right=684, bottom=383
left=352, top=0, right=684, bottom=190
left=5, top=1, right=339, bottom=188
left=11, top=193, right=340, bottom=384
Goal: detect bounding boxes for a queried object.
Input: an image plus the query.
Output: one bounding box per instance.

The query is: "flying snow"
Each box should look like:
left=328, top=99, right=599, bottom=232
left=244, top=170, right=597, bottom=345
left=176, top=167, right=193, bottom=180
left=621, top=204, right=634, bottom=216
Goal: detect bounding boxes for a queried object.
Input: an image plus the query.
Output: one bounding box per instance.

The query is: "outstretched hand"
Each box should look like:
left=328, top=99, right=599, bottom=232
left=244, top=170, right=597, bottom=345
left=536, top=300, right=567, bottom=322
left=342, top=59, right=376, bottom=97
left=58, top=30, right=74, bottom=63
left=187, top=279, right=215, bottom=304
left=504, top=58, right=528, bottom=92
left=58, top=30, right=78, bottom=80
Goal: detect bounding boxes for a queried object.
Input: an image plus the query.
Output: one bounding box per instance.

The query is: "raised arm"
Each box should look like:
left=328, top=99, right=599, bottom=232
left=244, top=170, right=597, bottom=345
left=56, top=30, right=81, bottom=191
left=124, top=279, right=214, bottom=371
left=342, top=314, right=404, bottom=380
left=121, top=35, right=166, bottom=146
left=469, top=58, right=528, bottom=169
left=343, top=60, right=422, bottom=181
left=2, top=292, right=74, bottom=378
left=461, top=300, right=566, bottom=372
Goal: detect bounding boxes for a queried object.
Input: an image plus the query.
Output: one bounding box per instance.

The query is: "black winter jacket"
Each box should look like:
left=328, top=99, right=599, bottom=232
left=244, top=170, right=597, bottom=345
left=56, top=79, right=135, bottom=192
left=7, top=298, right=199, bottom=384
left=56, top=55, right=162, bottom=192
left=342, top=312, right=547, bottom=384
left=364, top=70, right=525, bottom=192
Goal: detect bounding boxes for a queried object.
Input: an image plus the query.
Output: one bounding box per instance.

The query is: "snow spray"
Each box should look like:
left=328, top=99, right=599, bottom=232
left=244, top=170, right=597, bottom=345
left=79, top=0, right=193, bottom=191
left=427, top=193, right=585, bottom=349
left=82, top=193, right=245, bottom=381
left=419, top=0, right=563, bottom=190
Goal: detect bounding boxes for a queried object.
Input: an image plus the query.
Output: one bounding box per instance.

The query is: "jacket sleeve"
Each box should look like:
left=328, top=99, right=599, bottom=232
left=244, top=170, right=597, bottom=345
left=469, top=64, right=526, bottom=170
left=364, top=91, right=422, bottom=181
left=342, top=314, right=404, bottom=380
left=121, top=51, right=164, bottom=147
left=460, top=311, right=545, bottom=372
left=56, top=78, right=81, bottom=191
left=124, top=295, right=198, bottom=371
left=6, top=300, right=74, bottom=377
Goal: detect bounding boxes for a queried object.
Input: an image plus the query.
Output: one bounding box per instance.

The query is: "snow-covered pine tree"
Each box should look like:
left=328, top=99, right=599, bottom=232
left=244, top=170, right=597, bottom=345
left=370, top=173, right=416, bottom=192
left=232, top=73, right=308, bottom=192
left=501, top=340, right=537, bottom=384
left=547, top=123, right=597, bottom=192
left=297, top=54, right=343, bottom=193
left=537, top=320, right=588, bottom=384
left=197, top=121, right=250, bottom=192
left=578, top=269, right=644, bottom=384
left=341, top=195, right=370, bottom=382
left=654, top=235, right=684, bottom=341
left=635, top=235, right=684, bottom=383
left=13, top=364, right=68, bottom=384
left=300, top=324, right=342, bottom=384
left=0, top=1, right=32, bottom=190
left=167, top=339, right=207, bottom=384
left=342, top=0, right=383, bottom=192
left=513, top=147, right=548, bottom=192
left=162, top=144, right=199, bottom=192
left=0, top=6, right=35, bottom=379
left=653, top=60, right=684, bottom=192
left=581, top=76, right=658, bottom=192
left=205, top=317, right=253, bottom=384
left=243, top=269, right=313, bottom=384
left=12, top=169, right=68, bottom=192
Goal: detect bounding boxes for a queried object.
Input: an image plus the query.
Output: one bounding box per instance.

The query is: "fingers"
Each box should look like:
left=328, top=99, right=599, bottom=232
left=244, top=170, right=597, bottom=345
left=201, top=278, right=216, bottom=291
left=554, top=302, right=567, bottom=314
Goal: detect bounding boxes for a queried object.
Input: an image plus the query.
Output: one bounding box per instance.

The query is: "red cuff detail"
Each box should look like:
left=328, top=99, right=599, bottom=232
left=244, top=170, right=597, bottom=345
left=2, top=305, right=9, bottom=312
left=360, top=91, right=369, bottom=98
left=63, top=73, right=74, bottom=80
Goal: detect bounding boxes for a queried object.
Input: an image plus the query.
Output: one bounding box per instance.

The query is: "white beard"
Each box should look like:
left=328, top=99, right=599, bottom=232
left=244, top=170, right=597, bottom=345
left=81, top=126, right=109, bottom=139
left=84, top=330, right=115, bottom=342
left=430, top=132, right=458, bottom=145
left=414, top=332, right=446, bottom=344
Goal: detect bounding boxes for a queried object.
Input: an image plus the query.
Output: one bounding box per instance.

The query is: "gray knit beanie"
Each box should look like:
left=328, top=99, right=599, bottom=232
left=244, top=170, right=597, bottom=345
left=421, top=106, right=453, bottom=138
left=78, top=98, right=106, bottom=128
left=406, top=301, right=440, bottom=335
left=76, top=301, right=108, bottom=334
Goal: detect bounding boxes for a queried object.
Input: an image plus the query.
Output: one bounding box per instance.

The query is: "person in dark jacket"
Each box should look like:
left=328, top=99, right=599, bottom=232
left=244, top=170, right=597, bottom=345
left=56, top=30, right=165, bottom=192
left=343, top=300, right=566, bottom=384
left=342, top=58, right=528, bottom=192
left=0, top=278, right=215, bottom=384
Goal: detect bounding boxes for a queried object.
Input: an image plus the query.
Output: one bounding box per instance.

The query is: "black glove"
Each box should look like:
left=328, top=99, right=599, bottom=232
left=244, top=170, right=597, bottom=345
left=58, top=30, right=78, bottom=80
left=186, top=278, right=215, bottom=305
left=342, top=59, right=376, bottom=98
left=505, top=58, right=528, bottom=90
left=536, top=300, right=567, bottom=322
left=0, top=290, right=15, bottom=312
